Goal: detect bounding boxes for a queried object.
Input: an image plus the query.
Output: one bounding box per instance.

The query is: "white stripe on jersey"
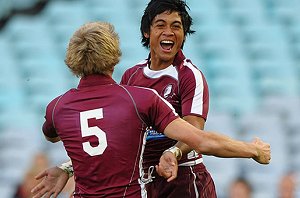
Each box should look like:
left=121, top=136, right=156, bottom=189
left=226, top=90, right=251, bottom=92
left=138, top=132, right=148, bottom=198
left=143, top=64, right=178, bottom=80
left=190, top=166, right=200, bottom=198
left=183, top=60, right=204, bottom=115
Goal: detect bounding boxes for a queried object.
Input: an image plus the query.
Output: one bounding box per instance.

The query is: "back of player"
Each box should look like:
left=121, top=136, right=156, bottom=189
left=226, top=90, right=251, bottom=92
left=43, top=75, right=178, bottom=197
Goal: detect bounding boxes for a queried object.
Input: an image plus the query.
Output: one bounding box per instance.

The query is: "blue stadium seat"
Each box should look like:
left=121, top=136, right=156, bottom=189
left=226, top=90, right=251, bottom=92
left=269, top=0, right=300, bottom=25
left=0, top=0, right=12, bottom=19
left=10, top=0, right=39, bottom=11
left=222, top=0, right=266, bottom=26
left=188, top=0, right=221, bottom=28
left=239, top=112, right=289, bottom=197
left=0, top=37, right=25, bottom=115
left=204, top=111, right=240, bottom=197
left=41, top=0, right=91, bottom=52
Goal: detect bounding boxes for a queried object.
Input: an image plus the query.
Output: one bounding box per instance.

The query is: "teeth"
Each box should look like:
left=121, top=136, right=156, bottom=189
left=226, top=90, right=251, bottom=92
left=161, top=40, right=174, bottom=44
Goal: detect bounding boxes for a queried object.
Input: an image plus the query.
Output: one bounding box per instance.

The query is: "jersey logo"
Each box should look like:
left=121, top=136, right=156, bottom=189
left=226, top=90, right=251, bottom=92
left=163, top=84, right=174, bottom=98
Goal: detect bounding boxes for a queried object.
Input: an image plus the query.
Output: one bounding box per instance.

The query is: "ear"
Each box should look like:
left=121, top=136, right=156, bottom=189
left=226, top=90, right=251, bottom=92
left=144, top=32, right=150, bottom=38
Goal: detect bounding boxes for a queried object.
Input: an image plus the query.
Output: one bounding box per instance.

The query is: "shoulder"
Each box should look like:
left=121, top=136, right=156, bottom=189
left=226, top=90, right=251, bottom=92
left=46, top=89, right=73, bottom=111
left=47, top=95, right=63, bottom=109
left=123, top=60, right=147, bottom=74
left=122, top=85, right=158, bottom=98
left=121, top=60, right=147, bottom=84
left=181, top=59, right=202, bottom=72
left=178, top=59, right=206, bottom=79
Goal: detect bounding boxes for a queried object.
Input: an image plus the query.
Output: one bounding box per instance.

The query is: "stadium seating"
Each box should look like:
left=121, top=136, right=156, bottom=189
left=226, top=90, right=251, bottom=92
left=0, top=0, right=300, bottom=197
left=238, top=112, right=289, bottom=197
left=0, top=0, right=12, bottom=19
left=204, top=111, right=240, bottom=197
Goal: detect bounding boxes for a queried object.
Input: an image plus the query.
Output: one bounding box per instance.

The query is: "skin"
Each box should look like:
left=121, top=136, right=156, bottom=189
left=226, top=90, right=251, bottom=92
left=32, top=168, right=69, bottom=198
left=145, top=11, right=184, bottom=70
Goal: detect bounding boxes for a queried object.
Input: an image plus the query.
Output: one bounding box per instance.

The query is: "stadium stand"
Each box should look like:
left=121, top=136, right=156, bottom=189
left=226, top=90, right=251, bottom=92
left=0, top=0, right=299, bottom=197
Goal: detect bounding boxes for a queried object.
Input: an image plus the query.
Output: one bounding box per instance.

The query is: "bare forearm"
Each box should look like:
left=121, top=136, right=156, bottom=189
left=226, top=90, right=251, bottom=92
left=198, top=132, right=258, bottom=159
left=165, top=118, right=258, bottom=159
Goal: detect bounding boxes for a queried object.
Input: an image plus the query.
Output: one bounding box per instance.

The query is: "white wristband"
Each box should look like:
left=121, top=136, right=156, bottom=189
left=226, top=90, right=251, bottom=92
left=58, top=161, right=74, bottom=178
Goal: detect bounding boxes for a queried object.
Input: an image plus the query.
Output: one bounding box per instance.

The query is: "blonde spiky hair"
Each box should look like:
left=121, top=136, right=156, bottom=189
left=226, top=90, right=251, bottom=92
left=65, top=21, right=122, bottom=77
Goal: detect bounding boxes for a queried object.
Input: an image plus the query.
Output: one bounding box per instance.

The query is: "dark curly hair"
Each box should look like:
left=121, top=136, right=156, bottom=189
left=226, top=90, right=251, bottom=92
left=140, top=0, right=195, bottom=49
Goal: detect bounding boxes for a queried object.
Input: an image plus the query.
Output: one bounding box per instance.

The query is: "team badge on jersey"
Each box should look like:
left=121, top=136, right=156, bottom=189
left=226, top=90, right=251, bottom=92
left=163, top=84, right=174, bottom=98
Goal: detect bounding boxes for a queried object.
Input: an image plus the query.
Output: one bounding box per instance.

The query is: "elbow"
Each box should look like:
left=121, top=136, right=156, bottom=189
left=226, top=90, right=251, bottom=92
left=195, top=134, right=219, bottom=156
left=45, top=135, right=61, bottom=143
left=195, top=144, right=211, bottom=155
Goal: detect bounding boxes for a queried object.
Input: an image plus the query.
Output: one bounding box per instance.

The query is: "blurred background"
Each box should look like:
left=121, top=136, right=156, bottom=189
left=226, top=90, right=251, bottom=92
left=0, top=0, right=299, bottom=197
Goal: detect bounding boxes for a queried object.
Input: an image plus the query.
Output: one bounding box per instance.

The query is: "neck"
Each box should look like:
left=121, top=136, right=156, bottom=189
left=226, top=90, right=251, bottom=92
left=149, top=57, right=174, bottom=71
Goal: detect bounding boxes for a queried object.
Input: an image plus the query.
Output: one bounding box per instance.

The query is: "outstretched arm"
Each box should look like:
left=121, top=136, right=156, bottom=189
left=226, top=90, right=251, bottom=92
left=164, top=118, right=271, bottom=164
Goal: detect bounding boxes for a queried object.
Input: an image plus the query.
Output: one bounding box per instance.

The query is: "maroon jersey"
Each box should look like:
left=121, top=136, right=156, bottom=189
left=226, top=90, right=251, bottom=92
left=120, top=50, right=209, bottom=171
left=42, top=75, right=178, bottom=198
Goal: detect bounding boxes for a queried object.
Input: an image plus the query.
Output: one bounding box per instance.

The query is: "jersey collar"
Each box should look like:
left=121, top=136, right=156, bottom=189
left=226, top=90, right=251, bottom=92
left=77, top=74, right=116, bottom=89
left=173, top=50, right=185, bottom=68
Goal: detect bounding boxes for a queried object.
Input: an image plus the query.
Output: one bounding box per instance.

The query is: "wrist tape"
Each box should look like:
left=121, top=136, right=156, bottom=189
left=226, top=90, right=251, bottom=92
left=163, top=146, right=182, bottom=161
left=58, top=161, right=74, bottom=178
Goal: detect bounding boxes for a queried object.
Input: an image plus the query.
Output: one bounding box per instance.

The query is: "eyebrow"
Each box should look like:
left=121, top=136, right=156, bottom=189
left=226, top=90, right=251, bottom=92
left=153, top=19, right=182, bottom=25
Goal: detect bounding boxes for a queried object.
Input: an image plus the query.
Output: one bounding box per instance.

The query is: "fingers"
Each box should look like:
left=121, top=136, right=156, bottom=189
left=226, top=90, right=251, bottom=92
left=53, top=192, right=59, bottom=198
left=69, top=190, right=75, bottom=198
left=252, top=138, right=271, bottom=165
left=155, top=164, right=172, bottom=178
left=35, top=170, right=48, bottom=180
left=32, top=185, right=60, bottom=198
left=166, top=168, right=177, bottom=182
left=32, top=185, right=51, bottom=198
left=45, top=190, right=57, bottom=198
left=155, top=165, right=162, bottom=176
left=31, top=184, right=43, bottom=194
left=155, top=163, right=178, bottom=182
left=32, top=185, right=59, bottom=198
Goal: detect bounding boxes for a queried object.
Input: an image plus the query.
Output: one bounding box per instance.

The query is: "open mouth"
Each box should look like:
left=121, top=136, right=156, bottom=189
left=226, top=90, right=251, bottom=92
left=160, top=40, right=174, bottom=51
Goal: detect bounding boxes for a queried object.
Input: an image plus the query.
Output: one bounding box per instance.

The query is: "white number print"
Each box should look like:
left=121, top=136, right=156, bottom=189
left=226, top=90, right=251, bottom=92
left=80, top=108, right=107, bottom=156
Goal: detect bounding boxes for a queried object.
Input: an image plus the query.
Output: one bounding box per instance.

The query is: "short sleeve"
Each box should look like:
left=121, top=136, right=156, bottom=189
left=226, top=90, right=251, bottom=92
left=42, top=97, right=60, bottom=138
left=180, top=66, right=209, bottom=120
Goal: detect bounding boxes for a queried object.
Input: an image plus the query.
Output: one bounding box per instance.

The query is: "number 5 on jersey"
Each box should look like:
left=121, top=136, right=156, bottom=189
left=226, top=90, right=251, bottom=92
left=80, top=108, right=107, bottom=156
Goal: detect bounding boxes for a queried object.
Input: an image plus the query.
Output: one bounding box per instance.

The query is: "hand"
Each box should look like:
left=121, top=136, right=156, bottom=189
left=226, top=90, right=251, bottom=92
left=155, top=151, right=178, bottom=182
left=252, top=137, right=271, bottom=164
left=31, top=166, right=70, bottom=198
